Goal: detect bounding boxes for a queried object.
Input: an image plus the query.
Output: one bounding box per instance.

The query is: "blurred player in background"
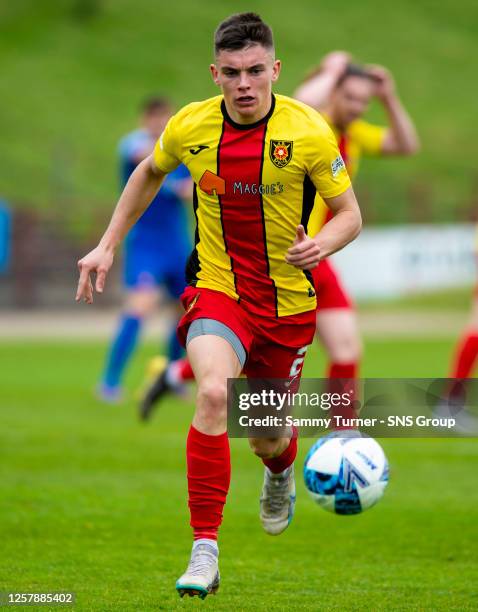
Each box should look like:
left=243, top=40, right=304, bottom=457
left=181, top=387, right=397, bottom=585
left=449, top=228, right=478, bottom=383
left=98, top=97, right=192, bottom=403
left=436, top=229, right=478, bottom=432
left=140, top=51, right=420, bottom=421
left=77, top=13, right=361, bottom=598
left=295, top=52, right=419, bottom=407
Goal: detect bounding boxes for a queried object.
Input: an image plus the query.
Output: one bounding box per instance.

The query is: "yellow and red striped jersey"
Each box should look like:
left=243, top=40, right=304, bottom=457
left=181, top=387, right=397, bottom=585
left=153, top=94, right=351, bottom=318
left=308, top=116, right=386, bottom=234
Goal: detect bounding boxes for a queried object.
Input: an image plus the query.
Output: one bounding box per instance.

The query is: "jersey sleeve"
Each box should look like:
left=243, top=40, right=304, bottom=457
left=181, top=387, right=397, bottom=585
left=153, top=113, right=182, bottom=174
left=349, top=119, right=386, bottom=157
left=306, top=119, right=352, bottom=199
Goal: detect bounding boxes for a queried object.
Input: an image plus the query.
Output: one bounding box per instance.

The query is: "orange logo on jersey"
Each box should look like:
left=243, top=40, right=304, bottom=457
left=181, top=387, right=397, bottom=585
left=269, top=140, right=293, bottom=168
left=199, top=170, right=226, bottom=196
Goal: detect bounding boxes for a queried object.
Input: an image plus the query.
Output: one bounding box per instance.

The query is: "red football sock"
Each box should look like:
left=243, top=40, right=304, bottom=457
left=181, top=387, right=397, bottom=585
left=178, top=358, right=195, bottom=382
left=187, top=425, right=230, bottom=541
left=327, top=362, right=359, bottom=426
left=262, top=426, right=298, bottom=474
left=167, top=358, right=195, bottom=388
left=450, top=333, right=478, bottom=379
left=448, top=333, right=478, bottom=400
left=328, top=362, right=358, bottom=380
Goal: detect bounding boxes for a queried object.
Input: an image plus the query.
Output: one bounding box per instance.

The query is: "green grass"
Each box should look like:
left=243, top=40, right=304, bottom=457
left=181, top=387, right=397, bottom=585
left=1, top=0, right=478, bottom=228
left=1, top=337, right=477, bottom=610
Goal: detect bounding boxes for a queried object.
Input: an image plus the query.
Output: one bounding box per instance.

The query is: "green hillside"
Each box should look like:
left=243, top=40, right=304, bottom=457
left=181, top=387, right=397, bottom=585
left=1, top=0, right=477, bottom=231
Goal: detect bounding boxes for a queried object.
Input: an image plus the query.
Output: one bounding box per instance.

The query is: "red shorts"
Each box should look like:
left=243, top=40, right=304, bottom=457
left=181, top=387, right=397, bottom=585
left=177, top=286, right=316, bottom=385
left=312, top=259, right=353, bottom=311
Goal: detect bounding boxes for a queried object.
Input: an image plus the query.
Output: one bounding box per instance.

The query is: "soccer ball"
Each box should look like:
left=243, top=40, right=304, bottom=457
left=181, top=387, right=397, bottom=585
left=303, top=430, right=389, bottom=515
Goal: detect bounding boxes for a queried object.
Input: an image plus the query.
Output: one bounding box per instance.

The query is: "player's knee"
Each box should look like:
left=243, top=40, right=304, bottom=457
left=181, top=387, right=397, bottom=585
left=249, top=437, right=281, bottom=459
left=125, top=291, right=157, bottom=317
left=328, top=334, right=362, bottom=363
left=124, top=303, right=149, bottom=318
left=196, top=379, right=228, bottom=423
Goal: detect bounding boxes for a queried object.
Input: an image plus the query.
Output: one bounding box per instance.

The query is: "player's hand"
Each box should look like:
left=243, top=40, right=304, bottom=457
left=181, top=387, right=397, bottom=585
left=366, top=64, right=396, bottom=102
left=320, top=51, right=351, bottom=77
left=76, top=245, right=114, bottom=304
left=285, top=225, right=321, bottom=270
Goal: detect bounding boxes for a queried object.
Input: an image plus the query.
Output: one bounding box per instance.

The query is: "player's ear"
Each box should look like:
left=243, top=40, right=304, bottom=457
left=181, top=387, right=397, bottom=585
left=210, top=64, right=220, bottom=87
left=271, top=59, right=281, bottom=83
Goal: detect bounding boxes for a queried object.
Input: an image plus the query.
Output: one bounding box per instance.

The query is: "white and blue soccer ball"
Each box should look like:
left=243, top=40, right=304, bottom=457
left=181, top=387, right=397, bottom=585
left=303, top=430, right=389, bottom=515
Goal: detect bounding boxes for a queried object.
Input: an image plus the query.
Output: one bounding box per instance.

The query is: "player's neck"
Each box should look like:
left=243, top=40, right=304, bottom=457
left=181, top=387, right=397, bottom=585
left=223, top=94, right=274, bottom=126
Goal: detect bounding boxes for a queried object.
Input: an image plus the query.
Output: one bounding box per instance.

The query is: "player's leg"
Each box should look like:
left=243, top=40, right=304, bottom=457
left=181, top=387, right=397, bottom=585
left=139, top=355, right=194, bottom=420
left=246, top=332, right=312, bottom=536
left=314, top=259, right=361, bottom=377
left=316, top=308, right=362, bottom=376
left=252, top=426, right=299, bottom=537
left=176, top=332, right=242, bottom=598
left=139, top=259, right=192, bottom=419
left=164, top=259, right=189, bottom=362
left=434, top=292, right=478, bottom=434
left=175, top=289, right=252, bottom=598
left=99, top=286, right=158, bottom=402
left=98, top=236, right=161, bottom=402
left=139, top=312, right=191, bottom=422
left=449, top=292, right=478, bottom=383
left=165, top=332, right=183, bottom=361
left=313, top=260, right=362, bottom=424
left=316, top=308, right=362, bottom=424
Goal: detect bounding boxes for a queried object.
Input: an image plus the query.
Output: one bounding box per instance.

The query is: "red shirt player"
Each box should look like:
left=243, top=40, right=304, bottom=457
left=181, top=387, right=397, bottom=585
left=295, top=51, right=419, bottom=409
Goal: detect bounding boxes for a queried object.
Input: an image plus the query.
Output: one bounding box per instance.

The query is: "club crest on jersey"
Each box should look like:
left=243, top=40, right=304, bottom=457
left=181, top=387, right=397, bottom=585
left=269, top=140, right=293, bottom=168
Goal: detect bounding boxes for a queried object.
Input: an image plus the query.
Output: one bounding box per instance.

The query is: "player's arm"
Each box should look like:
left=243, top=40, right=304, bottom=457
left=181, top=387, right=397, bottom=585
left=368, top=65, right=420, bottom=156
left=294, top=51, right=350, bottom=110
left=316, top=186, right=362, bottom=257
left=76, top=155, right=166, bottom=304
left=286, top=187, right=361, bottom=270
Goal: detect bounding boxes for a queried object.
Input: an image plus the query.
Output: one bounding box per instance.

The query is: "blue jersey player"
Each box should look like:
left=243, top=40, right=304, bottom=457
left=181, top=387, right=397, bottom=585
left=98, top=97, right=192, bottom=403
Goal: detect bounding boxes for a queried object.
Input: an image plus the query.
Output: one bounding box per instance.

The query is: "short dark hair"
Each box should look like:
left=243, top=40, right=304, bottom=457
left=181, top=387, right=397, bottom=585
left=214, top=13, right=274, bottom=54
left=337, top=63, right=376, bottom=87
left=140, top=96, right=172, bottom=115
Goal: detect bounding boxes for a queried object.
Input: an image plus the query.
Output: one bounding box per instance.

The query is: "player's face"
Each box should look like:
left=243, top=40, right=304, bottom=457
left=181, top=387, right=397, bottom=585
left=143, top=109, right=171, bottom=139
left=210, top=44, right=281, bottom=124
left=331, top=76, right=374, bottom=128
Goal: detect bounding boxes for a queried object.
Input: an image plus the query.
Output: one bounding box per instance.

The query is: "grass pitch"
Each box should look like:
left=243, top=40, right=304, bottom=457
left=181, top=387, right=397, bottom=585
left=1, top=338, right=477, bottom=610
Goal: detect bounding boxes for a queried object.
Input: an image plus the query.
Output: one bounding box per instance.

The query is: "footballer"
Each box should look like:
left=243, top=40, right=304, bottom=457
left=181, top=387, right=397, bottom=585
left=141, top=50, right=420, bottom=426
left=76, top=13, right=361, bottom=598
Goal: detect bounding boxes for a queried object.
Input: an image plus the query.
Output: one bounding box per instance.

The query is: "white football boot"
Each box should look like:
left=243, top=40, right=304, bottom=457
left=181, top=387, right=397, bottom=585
left=260, top=465, right=296, bottom=535
left=176, top=541, right=220, bottom=599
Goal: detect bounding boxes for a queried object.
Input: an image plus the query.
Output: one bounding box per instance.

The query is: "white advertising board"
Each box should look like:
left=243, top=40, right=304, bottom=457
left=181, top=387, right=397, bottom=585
left=332, top=224, right=476, bottom=299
